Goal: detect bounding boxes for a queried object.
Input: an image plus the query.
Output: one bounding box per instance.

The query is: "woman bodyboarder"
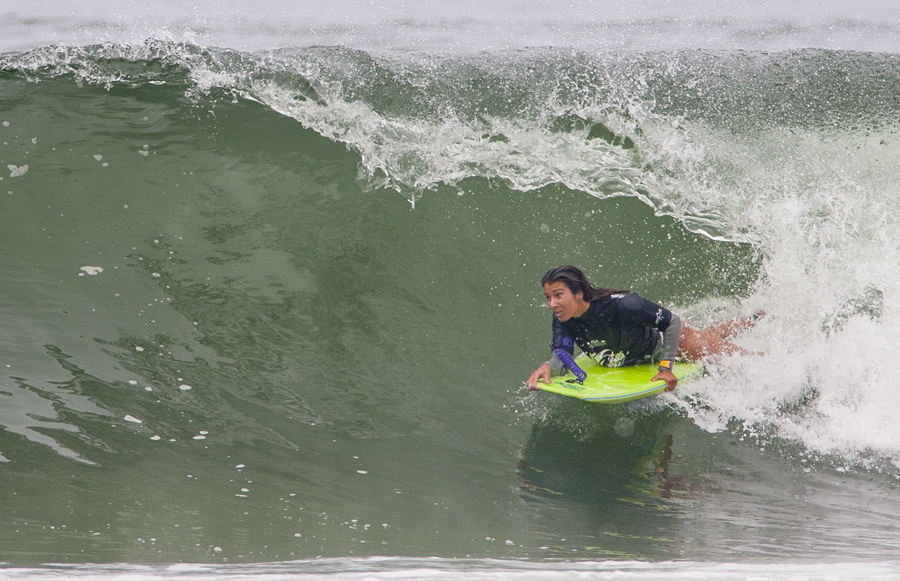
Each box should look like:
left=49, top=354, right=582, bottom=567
left=526, top=265, right=758, bottom=392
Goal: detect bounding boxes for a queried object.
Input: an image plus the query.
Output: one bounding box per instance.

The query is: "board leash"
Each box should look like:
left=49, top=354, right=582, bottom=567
left=553, top=349, right=587, bottom=383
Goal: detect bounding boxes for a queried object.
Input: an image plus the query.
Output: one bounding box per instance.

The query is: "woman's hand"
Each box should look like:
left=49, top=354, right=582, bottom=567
left=652, top=370, right=678, bottom=392
left=527, top=364, right=551, bottom=390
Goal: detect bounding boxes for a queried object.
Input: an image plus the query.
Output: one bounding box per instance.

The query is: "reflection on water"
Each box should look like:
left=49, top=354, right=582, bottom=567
left=515, top=393, right=900, bottom=562
left=514, top=402, right=695, bottom=559
left=518, top=405, right=703, bottom=505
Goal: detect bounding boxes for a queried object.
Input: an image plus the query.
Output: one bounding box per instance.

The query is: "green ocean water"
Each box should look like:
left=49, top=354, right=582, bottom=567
left=2, top=44, right=900, bottom=569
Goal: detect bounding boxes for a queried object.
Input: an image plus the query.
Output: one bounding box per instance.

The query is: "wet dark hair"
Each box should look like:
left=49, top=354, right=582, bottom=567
left=540, top=265, right=628, bottom=302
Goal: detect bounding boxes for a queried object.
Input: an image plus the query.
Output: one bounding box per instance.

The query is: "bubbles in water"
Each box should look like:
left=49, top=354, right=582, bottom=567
left=613, top=417, right=635, bottom=437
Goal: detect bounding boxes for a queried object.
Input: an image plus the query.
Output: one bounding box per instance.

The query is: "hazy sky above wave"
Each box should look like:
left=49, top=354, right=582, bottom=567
left=3, top=0, right=900, bottom=53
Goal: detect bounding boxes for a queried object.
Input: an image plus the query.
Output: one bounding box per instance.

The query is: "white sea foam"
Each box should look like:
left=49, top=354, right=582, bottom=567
left=8, top=164, right=28, bottom=177
left=653, top=120, right=900, bottom=468
left=3, top=559, right=900, bottom=580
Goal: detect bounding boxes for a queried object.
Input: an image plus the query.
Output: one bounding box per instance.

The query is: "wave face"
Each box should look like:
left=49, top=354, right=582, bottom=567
left=3, top=42, right=900, bottom=565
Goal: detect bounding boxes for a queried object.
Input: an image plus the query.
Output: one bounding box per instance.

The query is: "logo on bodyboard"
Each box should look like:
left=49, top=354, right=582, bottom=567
left=559, top=379, right=586, bottom=391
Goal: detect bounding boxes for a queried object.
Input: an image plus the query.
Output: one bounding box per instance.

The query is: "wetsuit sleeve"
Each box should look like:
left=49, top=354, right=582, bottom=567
left=544, top=351, right=566, bottom=376
left=661, top=314, right=681, bottom=362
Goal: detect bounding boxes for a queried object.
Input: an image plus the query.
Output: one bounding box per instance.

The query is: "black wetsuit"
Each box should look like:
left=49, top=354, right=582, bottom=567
left=548, top=292, right=680, bottom=372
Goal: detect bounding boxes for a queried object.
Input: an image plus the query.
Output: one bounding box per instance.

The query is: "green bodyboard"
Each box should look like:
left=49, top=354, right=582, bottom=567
left=536, top=355, right=703, bottom=403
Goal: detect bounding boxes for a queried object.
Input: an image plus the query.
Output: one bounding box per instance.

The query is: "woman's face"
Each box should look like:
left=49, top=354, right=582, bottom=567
left=543, top=281, right=587, bottom=322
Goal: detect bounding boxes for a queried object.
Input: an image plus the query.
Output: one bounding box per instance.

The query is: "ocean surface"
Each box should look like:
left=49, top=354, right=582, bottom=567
left=3, top=1, right=900, bottom=579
